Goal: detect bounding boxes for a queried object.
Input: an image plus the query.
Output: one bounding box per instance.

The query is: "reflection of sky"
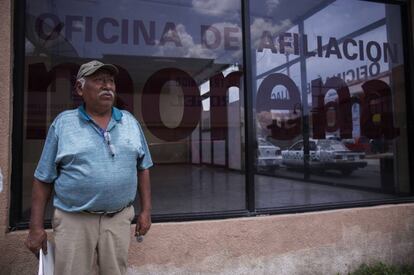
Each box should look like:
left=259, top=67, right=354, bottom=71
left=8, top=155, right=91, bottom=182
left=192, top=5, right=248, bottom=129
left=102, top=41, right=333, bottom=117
left=304, top=0, right=385, bottom=44
left=249, top=0, right=326, bottom=23
left=304, top=0, right=403, bottom=84
left=253, top=0, right=404, bottom=101
left=26, top=0, right=242, bottom=64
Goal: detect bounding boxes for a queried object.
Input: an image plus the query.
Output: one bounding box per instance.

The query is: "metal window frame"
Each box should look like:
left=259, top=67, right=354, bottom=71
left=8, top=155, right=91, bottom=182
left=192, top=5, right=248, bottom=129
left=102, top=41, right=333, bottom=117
left=9, top=0, right=26, bottom=230
left=9, top=0, right=414, bottom=231
left=250, top=0, right=414, bottom=215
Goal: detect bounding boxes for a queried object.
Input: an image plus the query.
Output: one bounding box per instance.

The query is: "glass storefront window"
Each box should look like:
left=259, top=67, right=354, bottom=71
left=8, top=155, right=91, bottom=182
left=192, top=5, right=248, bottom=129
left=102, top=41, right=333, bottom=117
left=21, top=0, right=245, bottom=219
left=12, top=0, right=413, bottom=225
left=250, top=0, right=411, bottom=208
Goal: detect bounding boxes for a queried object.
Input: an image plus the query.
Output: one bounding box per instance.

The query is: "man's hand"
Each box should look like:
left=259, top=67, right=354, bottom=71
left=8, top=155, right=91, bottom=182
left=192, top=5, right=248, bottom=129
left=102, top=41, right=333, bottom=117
left=135, top=210, right=151, bottom=236
left=25, top=228, right=48, bottom=256
left=136, top=169, right=151, bottom=237
left=26, top=179, right=53, bottom=256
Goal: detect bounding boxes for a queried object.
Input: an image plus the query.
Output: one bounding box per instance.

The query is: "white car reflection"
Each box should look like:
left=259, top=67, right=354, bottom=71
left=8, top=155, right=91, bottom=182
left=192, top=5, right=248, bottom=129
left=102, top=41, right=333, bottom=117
left=257, top=138, right=282, bottom=171
left=282, top=139, right=367, bottom=176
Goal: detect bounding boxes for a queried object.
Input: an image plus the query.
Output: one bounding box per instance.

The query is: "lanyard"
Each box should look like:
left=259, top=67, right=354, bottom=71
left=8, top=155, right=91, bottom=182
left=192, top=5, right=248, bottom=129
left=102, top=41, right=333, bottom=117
left=95, top=124, right=116, bottom=157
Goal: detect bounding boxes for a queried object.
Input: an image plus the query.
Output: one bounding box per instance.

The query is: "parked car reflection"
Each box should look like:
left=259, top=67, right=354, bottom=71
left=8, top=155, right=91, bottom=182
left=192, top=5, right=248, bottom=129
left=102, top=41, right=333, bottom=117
left=257, top=138, right=282, bottom=171
left=282, top=139, right=367, bottom=176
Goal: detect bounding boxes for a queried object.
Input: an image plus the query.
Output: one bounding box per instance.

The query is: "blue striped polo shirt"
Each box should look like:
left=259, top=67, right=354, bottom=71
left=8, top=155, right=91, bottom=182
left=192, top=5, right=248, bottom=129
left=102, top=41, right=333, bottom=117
left=34, top=105, right=153, bottom=212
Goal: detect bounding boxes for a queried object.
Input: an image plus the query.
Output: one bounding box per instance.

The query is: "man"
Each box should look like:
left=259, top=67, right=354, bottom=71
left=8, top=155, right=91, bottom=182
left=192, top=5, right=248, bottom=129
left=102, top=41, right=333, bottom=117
left=25, top=60, right=153, bottom=275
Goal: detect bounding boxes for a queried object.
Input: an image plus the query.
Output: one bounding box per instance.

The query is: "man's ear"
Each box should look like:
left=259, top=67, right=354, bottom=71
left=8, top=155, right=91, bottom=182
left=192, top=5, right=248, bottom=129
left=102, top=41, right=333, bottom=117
left=76, top=80, right=84, bottom=96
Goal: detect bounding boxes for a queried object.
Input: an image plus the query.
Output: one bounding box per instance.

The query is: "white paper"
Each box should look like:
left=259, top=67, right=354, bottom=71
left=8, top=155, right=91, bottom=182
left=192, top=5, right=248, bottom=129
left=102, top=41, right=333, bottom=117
left=0, top=167, right=3, bottom=193
left=38, top=241, right=55, bottom=275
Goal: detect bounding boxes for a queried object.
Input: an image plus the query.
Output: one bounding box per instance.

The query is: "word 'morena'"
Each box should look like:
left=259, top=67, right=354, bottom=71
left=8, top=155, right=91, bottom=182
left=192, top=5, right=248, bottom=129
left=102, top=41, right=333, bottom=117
left=27, top=63, right=399, bottom=142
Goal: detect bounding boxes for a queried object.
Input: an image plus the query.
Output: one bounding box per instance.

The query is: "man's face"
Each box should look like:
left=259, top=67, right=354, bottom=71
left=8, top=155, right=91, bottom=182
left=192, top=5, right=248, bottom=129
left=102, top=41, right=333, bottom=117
left=77, top=70, right=116, bottom=111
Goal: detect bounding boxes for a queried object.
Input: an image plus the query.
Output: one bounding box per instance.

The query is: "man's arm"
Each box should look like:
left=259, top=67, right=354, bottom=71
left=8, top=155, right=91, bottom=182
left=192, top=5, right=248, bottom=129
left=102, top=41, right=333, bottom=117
left=25, top=178, right=53, bottom=255
left=136, top=169, right=151, bottom=236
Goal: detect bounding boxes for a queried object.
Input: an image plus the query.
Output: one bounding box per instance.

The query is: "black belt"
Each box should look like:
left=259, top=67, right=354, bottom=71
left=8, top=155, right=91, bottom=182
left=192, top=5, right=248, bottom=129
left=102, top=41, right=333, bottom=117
left=82, top=201, right=133, bottom=217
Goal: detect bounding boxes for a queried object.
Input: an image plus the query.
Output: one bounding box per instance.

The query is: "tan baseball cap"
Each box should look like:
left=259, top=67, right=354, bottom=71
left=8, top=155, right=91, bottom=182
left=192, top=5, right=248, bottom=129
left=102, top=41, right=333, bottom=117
left=76, top=60, right=119, bottom=79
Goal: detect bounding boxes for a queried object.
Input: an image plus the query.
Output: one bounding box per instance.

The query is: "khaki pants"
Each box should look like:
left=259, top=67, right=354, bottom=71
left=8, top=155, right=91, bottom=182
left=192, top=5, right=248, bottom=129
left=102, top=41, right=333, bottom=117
left=52, top=206, right=135, bottom=275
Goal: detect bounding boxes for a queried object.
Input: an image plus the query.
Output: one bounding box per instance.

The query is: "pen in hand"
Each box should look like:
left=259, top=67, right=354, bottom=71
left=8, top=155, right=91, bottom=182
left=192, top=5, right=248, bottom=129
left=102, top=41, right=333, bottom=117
left=135, top=233, right=143, bottom=242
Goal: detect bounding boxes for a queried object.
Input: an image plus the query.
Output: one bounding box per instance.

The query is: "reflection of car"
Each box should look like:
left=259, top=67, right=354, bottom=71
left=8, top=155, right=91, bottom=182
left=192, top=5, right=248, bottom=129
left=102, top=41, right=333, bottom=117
left=343, top=136, right=371, bottom=154
left=257, top=138, right=282, bottom=170
left=282, top=139, right=367, bottom=176
left=326, top=135, right=341, bottom=141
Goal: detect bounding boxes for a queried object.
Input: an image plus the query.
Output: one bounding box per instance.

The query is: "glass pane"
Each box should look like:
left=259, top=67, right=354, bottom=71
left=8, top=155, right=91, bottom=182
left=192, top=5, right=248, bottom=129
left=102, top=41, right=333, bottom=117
left=250, top=0, right=411, bottom=209
left=22, top=0, right=245, bottom=220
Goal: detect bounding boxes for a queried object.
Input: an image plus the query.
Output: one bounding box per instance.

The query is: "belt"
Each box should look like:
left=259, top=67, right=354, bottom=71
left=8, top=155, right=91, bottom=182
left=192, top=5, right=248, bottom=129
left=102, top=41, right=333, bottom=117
left=82, top=201, right=133, bottom=217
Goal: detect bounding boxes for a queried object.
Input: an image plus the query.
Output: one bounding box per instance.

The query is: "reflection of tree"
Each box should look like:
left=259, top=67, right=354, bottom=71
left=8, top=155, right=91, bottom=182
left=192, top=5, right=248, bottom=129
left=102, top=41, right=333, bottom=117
left=257, top=109, right=303, bottom=141
left=256, top=111, right=272, bottom=138
left=26, top=14, right=78, bottom=57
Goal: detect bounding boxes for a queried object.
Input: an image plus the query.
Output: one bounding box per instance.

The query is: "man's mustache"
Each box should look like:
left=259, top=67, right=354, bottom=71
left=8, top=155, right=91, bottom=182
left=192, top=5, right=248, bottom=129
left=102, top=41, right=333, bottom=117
left=98, top=90, right=115, bottom=97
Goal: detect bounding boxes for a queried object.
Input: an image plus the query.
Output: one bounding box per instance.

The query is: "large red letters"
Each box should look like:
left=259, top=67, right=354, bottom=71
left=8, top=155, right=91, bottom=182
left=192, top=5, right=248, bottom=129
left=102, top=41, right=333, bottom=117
left=27, top=63, right=399, bottom=141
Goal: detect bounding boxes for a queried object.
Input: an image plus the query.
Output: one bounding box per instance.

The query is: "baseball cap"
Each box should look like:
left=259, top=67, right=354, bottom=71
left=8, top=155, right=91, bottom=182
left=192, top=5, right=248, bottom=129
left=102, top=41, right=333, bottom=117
left=76, top=60, right=119, bottom=79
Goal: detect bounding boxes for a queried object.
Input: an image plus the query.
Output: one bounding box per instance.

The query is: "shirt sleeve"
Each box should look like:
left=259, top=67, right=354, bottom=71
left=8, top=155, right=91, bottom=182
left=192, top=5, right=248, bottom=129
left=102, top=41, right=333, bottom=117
left=34, top=125, right=59, bottom=183
left=136, top=122, right=153, bottom=170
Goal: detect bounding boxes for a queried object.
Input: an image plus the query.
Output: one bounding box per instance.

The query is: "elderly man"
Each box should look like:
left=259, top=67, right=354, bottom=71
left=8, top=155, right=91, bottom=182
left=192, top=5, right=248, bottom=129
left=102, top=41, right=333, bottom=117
left=25, top=60, right=153, bottom=275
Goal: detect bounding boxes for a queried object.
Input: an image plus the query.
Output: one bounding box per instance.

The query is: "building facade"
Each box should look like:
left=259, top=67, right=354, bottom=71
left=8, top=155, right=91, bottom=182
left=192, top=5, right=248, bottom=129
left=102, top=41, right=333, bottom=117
left=1, top=0, right=414, bottom=274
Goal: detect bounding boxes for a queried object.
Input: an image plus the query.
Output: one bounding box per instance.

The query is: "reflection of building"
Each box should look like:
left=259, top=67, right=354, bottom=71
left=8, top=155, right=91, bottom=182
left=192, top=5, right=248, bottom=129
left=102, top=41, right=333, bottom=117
left=1, top=1, right=414, bottom=274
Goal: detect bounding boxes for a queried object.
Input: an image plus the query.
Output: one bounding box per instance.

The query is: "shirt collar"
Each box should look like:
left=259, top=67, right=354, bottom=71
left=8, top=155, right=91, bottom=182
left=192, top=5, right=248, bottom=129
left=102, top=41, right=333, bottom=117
left=78, top=104, right=123, bottom=122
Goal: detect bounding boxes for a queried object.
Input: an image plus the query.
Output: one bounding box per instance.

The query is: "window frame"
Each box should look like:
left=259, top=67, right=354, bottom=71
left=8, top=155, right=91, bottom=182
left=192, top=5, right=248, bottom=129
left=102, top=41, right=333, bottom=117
left=9, top=0, right=414, bottom=231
